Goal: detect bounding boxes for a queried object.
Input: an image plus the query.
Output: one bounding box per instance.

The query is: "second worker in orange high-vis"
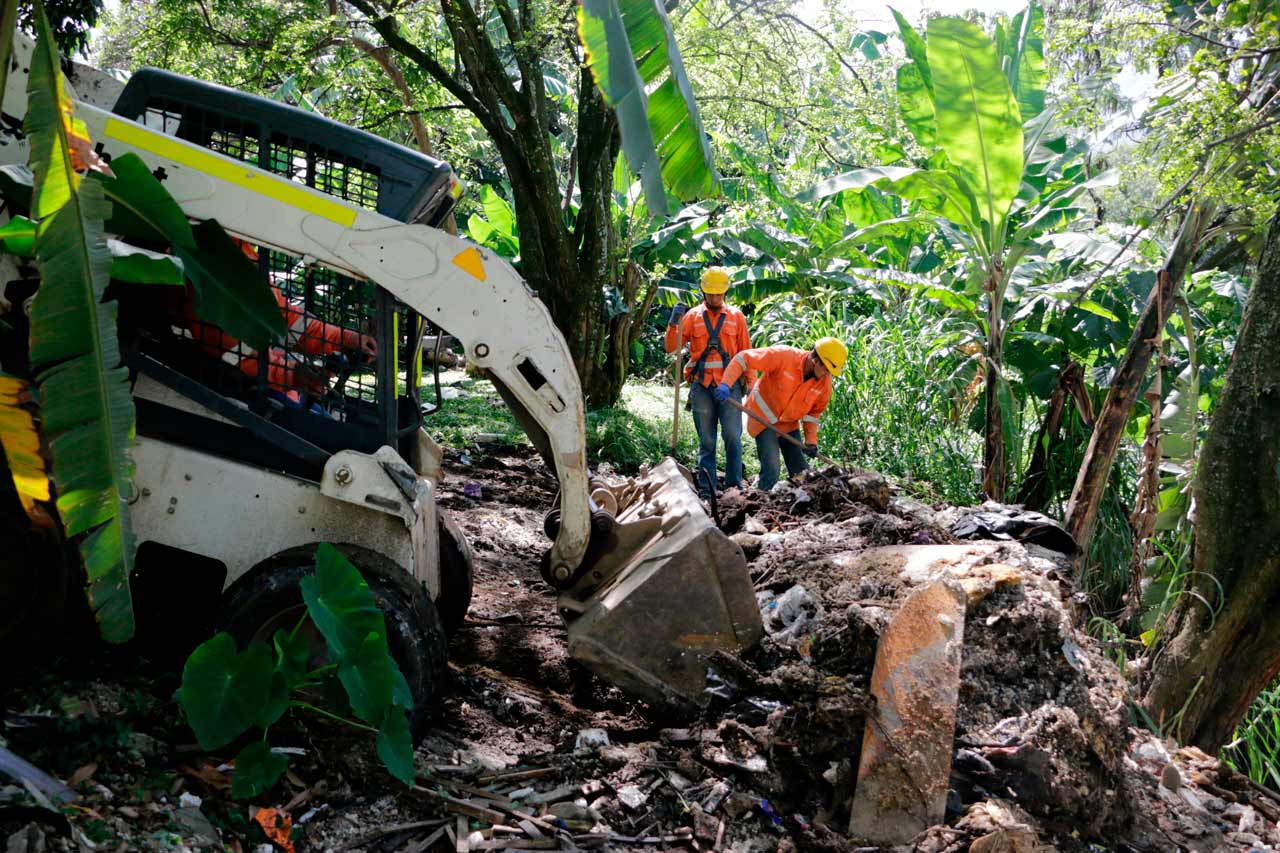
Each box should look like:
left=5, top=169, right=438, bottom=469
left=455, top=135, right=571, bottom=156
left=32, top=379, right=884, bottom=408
left=664, top=267, right=753, bottom=495
left=717, top=337, right=848, bottom=491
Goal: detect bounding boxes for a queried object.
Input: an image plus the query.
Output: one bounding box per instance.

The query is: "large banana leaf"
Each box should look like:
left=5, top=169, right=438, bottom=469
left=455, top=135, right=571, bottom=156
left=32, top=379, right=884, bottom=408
left=25, top=4, right=135, bottom=644
left=890, top=8, right=932, bottom=96
left=1000, top=3, right=1046, bottom=123
left=578, top=0, right=716, bottom=216
left=798, top=166, right=982, bottom=237
left=926, top=17, right=1023, bottom=242
left=897, top=63, right=936, bottom=149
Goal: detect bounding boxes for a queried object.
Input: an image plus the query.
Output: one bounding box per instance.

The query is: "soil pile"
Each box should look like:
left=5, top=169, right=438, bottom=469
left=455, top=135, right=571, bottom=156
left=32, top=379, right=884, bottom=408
left=3, top=453, right=1278, bottom=852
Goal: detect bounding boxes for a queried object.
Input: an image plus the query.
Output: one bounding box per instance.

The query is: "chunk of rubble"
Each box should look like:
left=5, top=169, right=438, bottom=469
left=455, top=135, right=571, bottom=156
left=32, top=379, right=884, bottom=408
left=849, top=579, right=966, bottom=845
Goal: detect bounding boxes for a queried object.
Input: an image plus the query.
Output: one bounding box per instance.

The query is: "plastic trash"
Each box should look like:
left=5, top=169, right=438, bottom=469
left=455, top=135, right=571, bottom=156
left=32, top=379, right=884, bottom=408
left=575, top=727, right=609, bottom=749
left=463, top=481, right=483, bottom=499
left=761, top=585, right=824, bottom=643
left=759, top=799, right=783, bottom=826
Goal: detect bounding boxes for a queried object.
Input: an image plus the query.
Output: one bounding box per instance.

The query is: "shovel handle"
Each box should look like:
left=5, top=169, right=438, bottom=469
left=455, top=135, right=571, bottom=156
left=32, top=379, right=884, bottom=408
left=725, top=397, right=843, bottom=469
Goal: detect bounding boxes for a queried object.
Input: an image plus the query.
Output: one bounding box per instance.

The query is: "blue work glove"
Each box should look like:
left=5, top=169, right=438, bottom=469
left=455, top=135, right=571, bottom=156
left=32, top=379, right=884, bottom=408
left=668, top=303, right=688, bottom=326
left=713, top=382, right=731, bottom=403
left=804, top=443, right=818, bottom=459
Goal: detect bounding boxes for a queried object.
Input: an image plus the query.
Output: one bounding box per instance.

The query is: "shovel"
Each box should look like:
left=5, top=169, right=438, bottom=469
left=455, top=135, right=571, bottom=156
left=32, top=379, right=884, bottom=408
left=670, top=296, right=693, bottom=457
left=725, top=396, right=847, bottom=469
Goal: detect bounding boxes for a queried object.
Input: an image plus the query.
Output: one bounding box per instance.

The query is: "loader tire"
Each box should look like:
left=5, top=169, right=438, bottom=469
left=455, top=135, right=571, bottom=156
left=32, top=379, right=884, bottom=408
left=219, top=549, right=448, bottom=740
left=438, top=512, right=474, bottom=636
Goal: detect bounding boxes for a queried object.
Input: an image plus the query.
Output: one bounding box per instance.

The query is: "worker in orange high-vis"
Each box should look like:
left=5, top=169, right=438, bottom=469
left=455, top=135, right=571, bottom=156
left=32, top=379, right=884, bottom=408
left=180, top=240, right=376, bottom=401
left=664, top=267, right=752, bottom=495
left=717, top=337, right=847, bottom=491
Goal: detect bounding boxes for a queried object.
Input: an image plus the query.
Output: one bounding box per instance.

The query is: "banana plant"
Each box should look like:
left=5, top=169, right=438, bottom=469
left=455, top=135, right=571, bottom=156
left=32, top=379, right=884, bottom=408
left=798, top=6, right=1107, bottom=500
left=576, top=0, right=717, bottom=215
left=0, top=2, right=286, bottom=642
left=16, top=3, right=137, bottom=642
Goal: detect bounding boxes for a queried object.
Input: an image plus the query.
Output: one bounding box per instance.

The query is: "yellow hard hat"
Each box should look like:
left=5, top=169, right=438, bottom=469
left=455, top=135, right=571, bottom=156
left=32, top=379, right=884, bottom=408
left=814, top=337, right=847, bottom=376
left=700, top=266, right=730, bottom=295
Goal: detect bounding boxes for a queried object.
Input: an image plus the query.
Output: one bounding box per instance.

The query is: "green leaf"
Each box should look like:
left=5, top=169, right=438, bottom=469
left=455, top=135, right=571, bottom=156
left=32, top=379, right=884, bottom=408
left=376, top=706, right=416, bottom=787
left=0, top=215, right=35, bottom=256
left=996, top=370, right=1020, bottom=473
left=338, top=631, right=398, bottom=724
left=231, top=741, right=288, bottom=800
left=891, top=8, right=932, bottom=96
left=798, top=166, right=981, bottom=234
left=1077, top=299, right=1120, bottom=322
left=1002, top=4, right=1046, bottom=123
left=299, top=543, right=387, bottom=663
left=106, top=240, right=184, bottom=285
left=93, top=153, right=285, bottom=350
left=479, top=186, right=516, bottom=238
left=273, top=628, right=312, bottom=689
left=255, top=672, right=291, bottom=730
left=25, top=7, right=136, bottom=644
left=577, top=0, right=716, bottom=215
left=926, top=17, right=1024, bottom=237
left=179, top=633, right=273, bottom=750
left=897, top=63, right=936, bottom=149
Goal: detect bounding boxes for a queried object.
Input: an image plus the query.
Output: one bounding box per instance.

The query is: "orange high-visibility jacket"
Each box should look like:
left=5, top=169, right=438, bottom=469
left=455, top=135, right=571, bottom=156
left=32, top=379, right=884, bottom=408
left=664, top=303, right=752, bottom=388
left=720, top=345, right=831, bottom=444
left=181, top=285, right=356, bottom=393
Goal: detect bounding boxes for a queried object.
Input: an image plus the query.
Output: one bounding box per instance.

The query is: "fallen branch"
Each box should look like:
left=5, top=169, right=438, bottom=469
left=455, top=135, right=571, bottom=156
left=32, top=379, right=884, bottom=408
left=337, top=819, right=447, bottom=850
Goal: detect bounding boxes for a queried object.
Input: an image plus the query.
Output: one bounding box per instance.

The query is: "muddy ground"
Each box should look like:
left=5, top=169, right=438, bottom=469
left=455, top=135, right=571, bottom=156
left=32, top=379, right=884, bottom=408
left=3, top=447, right=1279, bottom=852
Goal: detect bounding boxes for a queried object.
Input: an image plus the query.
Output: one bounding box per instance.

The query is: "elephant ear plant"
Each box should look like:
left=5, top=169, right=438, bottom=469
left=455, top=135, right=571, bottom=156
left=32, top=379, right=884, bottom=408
left=178, top=545, right=416, bottom=798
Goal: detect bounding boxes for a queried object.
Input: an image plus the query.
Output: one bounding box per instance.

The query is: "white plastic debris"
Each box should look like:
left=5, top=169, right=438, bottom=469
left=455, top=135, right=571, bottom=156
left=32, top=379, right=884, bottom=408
left=574, top=728, right=610, bottom=751
left=616, top=784, right=648, bottom=810
left=178, top=792, right=202, bottom=808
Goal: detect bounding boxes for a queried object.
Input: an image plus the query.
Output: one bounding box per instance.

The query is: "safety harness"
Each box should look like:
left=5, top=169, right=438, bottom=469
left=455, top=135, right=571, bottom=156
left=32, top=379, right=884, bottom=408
left=692, top=309, right=731, bottom=386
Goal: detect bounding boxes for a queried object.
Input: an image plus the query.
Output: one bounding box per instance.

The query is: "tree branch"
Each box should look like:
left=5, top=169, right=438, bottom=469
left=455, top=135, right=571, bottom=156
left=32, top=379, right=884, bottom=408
left=343, top=0, right=493, bottom=126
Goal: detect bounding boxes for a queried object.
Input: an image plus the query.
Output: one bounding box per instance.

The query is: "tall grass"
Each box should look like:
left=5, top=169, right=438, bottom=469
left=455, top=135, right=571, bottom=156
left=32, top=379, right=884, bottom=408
left=1227, top=678, right=1280, bottom=789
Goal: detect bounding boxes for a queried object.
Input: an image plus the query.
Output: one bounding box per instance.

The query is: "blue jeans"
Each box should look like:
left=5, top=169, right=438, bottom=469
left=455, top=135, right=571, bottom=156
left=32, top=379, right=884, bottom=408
left=755, top=427, right=809, bottom=491
left=689, top=381, right=743, bottom=493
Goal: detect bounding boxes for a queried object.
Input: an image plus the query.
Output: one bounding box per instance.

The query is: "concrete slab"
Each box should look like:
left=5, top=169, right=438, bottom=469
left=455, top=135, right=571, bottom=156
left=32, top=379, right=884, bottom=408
left=849, top=579, right=966, bottom=845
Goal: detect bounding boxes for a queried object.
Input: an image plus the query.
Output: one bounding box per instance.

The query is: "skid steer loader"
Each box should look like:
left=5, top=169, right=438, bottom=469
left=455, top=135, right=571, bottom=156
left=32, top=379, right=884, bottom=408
left=0, top=35, right=762, bottom=718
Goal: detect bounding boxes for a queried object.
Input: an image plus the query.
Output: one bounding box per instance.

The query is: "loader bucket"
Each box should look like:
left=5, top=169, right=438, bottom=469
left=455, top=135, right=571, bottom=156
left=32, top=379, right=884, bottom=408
left=554, top=458, right=763, bottom=707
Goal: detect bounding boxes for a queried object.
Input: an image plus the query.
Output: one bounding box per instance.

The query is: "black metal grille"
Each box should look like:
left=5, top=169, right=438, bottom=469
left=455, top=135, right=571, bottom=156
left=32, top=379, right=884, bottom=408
left=118, top=85, right=445, bottom=471
left=141, top=97, right=383, bottom=211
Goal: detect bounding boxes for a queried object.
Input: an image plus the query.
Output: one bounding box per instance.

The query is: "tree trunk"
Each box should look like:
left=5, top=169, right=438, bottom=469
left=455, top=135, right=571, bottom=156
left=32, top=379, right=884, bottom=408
left=1141, top=208, right=1280, bottom=751
left=1017, top=361, right=1089, bottom=512
left=350, top=0, right=637, bottom=407
left=982, top=269, right=1007, bottom=501
left=1063, top=201, right=1213, bottom=558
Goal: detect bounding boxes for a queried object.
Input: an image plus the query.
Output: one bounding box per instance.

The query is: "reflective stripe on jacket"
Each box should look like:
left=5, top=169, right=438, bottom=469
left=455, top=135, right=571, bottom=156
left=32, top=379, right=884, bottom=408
left=664, top=303, right=751, bottom=387
left=720, top=344, right=831, bottom=444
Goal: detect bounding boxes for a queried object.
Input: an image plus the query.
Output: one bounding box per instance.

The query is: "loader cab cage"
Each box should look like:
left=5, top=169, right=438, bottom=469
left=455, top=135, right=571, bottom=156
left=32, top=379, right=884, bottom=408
left=113, top=68, right=442, bottom=479
left=111, top=68, right=458, bottom=226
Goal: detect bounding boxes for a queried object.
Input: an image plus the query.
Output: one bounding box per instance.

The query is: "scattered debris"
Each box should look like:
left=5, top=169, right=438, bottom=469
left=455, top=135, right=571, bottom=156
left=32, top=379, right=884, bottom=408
left=7, top=447, right=1280, bottom=851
